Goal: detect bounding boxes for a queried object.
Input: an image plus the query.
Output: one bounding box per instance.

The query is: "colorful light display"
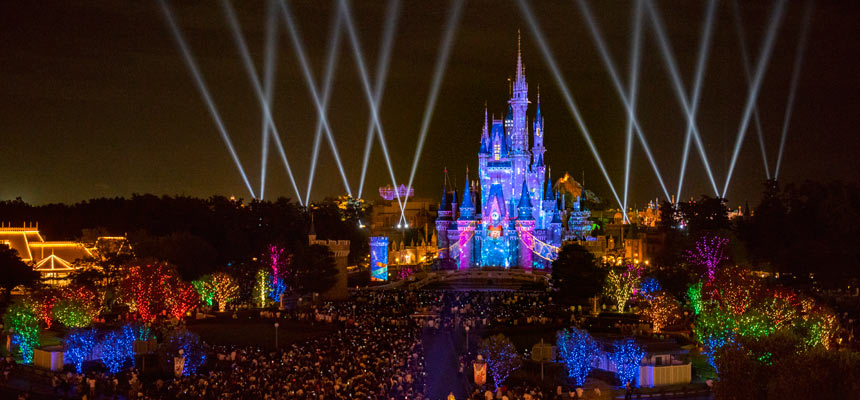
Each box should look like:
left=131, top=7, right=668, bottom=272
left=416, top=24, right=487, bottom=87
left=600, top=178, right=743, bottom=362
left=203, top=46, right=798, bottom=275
left=557, top=328, right=600, bottom=387
left=480, top=334, right=522, bottom=389
left=685, top=235, right=729, bottom=282
left=53, top=298, right=95, bottom=328
left=192, top=275, right=216, bottom=307
left=99, top=325, right=136, bottom=374
left=642, top=292, right=680, bottom=333
left=211, top=272, right=239, bottom=312
left=166, top=279, right=199, bottom=320
left=370, top=236, right=389, bottom=281
left=121, top=264, right=171, bottom=322
left=64, top=329, right=97, bottom=373
left=4, top=301, right=40, bottom=364
left=254, top=268, right=271, bottom=307
left=604, top=265, right=641, bottom=312
left=608, top=339, right=645, bottom=386
left=267, top=245, right=288, bottom=301
left=167, top=330, right=206, bottom=376
left=687, top=281, right=703, bottom=315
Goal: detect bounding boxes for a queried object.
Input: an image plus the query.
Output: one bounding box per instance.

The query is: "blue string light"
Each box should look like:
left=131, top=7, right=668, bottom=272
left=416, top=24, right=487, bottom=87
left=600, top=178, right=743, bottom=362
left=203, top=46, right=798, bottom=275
left=100, top=324, right=136, bottom=374
left=556, top=328, right=600, bottom=387
left=64, top=329, right=98, bottom=373
left=608, top=338, right=645, bottom=387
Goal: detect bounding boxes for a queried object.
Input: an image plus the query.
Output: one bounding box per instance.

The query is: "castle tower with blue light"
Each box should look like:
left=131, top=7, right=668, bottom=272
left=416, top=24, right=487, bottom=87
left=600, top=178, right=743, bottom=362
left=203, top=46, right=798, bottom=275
left=436, top=32, right=563, bottom=270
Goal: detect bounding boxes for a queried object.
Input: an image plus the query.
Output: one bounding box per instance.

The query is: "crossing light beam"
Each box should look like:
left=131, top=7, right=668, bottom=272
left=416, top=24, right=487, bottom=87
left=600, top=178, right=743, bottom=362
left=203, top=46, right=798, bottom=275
left=775, top=1, right=813, bottom=180
left=722, top=0, right=787, bottom=197
left=159, top=0, right=256, bottom=199
left=518, top=0, right=624, bottom=211
left=221, top=0, right=303, bottom=204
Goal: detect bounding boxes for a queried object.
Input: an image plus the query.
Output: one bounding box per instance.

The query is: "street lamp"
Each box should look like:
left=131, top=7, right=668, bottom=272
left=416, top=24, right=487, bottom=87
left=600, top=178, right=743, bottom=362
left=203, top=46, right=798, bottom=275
left=465, top=326, right=470, bottom=353
left=274, top=322, right=280, bottom=349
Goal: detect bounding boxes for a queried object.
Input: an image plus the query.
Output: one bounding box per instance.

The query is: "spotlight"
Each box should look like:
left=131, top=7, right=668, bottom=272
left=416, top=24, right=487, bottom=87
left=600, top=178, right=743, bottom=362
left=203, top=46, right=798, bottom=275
left=403, top=0, right=464, bottom=213
left=672, top=0, right=717, bottom=200
left=732, top=0, right=771, bottom=179
left=517, top=0, right=624, bottom=210
left=644, top=0, right=720, bottom=197
left=622, top=0, right=644, bottom=223
left=723, top=0, right=787, bottom=197
left=340, top=0, right=405, bottom=216
left=160, top=0, right=255, bottom=199
left=259, top=0, right=279, bottom=200
left=304, top=9, right=345, bottom=205
left=279, top=0, right=353, bottom=198
left=775, top=1, right=813, bottom=180
left=221, top=0, right=303, bottom=203
left=576, top=0, right=669, bottom=204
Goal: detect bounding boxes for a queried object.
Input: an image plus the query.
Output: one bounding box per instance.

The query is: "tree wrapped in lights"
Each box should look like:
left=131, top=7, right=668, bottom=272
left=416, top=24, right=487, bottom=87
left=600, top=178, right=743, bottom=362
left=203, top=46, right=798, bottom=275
left=100, top=324, right=136, bottom=374
left=253, top=269, right=271, bottom=308
left=53, top=297, right=96, bottom=328
left=637, top=277, right=661, bottom=302
left=685, top=235, right=729, bottom=282
left=604, top=265, right=641, bottom=312
left=267, top=245, right=289, bottom=301
left=557, top=328, right=600, bottom=387
left=163, top=330, right=207, bottom=376
left=2, top=300, right=40, bottom=363
left=64, top=329, right=97, bottom=373
left=211, top=272, right=238, bottom=312
left=480, top=334, right=522, bottom=389
left=29, top=290, right=58, bottom=328
left=121, top=264, right=171, bottom=322
left=608, top=339, right=645, bottom=386
left=687, top=281, right=703, bottom=315
left=642, top=292, right=681, bottom=333
left=165, top=278, right=199, bottom=320
left=192, top=275, right=216, bottom=307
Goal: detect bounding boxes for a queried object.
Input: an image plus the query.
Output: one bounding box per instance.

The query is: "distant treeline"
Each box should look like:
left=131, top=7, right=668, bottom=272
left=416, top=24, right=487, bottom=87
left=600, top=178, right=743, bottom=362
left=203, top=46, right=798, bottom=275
left=0, top=195, right=370, bottom=279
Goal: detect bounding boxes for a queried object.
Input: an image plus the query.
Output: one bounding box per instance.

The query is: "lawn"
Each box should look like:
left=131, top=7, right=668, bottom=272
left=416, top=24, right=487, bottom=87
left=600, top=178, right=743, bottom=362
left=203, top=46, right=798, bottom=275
left=187, top=319, right=336, bottom=350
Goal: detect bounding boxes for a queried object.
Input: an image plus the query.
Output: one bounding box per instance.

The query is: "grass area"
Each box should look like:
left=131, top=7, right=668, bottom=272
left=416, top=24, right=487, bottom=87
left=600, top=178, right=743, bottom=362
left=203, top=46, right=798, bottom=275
left=187, top=319, right=336, bottom=350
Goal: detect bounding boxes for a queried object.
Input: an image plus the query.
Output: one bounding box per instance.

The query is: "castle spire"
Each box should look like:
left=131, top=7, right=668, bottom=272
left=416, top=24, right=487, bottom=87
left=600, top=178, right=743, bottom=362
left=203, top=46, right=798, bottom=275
left=517, top=29, right=522, bottom=78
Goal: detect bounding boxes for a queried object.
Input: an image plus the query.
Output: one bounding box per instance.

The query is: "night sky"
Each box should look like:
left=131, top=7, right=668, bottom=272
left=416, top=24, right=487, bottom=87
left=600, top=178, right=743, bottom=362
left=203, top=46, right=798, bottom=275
left=2, top=0, right=858, bottom=208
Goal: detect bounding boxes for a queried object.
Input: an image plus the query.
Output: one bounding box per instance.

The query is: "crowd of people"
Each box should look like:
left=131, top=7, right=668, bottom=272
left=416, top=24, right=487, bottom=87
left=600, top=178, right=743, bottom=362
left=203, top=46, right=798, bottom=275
left=3, top=290, right=596, bottom=399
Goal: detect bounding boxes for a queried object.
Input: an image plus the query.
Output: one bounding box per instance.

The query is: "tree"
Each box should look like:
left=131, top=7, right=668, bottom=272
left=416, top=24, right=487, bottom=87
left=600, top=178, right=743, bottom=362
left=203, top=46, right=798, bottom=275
left=253, top=268, right=271, bottom=308
left=641, top=292, right=681, bottom=333
left=120, top=264, right=172, bottom=322
left=685, top=235, right=729, bottom=282
left=53, top=297, right=95, bottom=328
left=604, top=265, right=641, bottom=312
left=0, top=244, right=40, bottom=304
left=551, top=244, right=607, bottom=303
left=290, top=245, right=338, bottom=295
left=480, top=334, right=522, bottom=389
left=3, top=300, right=40, bottom=363
left=557, top=327, right=601, bottom=387
left=164, top=278, right=199, bottom=320
left=210, top=272, right=238, bottom=312
left=64, top=329, right=98, bottom=373
left=608, top=339, right=645, bottom=386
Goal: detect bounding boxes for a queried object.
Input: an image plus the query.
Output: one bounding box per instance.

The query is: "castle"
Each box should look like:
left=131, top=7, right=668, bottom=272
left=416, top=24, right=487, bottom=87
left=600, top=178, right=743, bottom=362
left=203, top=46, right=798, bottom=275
left=436, top=34, right=574, bottom=270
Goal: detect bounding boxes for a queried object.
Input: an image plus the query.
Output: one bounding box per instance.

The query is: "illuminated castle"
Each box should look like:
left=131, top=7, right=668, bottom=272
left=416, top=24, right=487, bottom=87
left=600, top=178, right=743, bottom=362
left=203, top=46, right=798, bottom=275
left=436, top=34, right=563, bottom=270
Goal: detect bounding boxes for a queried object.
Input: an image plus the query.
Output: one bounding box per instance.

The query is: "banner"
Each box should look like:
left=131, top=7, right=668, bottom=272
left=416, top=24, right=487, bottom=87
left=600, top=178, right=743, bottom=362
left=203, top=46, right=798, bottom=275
left=473, top=361, right=487, bottom=385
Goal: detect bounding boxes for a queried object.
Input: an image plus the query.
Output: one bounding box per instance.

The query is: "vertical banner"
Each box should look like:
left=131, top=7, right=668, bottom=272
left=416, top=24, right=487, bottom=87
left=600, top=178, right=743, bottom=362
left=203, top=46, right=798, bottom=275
left=370, top=236, right=389, bottom=281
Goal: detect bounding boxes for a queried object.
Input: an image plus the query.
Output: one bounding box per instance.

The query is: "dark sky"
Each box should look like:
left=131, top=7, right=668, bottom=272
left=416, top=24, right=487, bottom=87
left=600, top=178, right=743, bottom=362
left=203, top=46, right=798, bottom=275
left=2, top=0, right=858, bottom=208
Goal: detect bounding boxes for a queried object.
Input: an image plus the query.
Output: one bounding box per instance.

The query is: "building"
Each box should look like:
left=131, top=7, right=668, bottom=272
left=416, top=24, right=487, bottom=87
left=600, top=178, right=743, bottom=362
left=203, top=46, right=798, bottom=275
left=0, top=223, right=94, bottom=281
left=593, top=337, right=692, bottom=388
left=436, top=33, right=564, bottom=270
left=308, top=224, right=350, bottom=300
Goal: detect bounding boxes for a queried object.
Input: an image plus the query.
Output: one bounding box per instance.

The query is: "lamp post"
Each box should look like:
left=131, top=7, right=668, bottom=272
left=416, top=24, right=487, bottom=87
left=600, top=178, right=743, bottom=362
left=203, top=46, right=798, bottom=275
left=274, top=322, right=279, bottom=349
left=465, top=326, right=470, bottom=353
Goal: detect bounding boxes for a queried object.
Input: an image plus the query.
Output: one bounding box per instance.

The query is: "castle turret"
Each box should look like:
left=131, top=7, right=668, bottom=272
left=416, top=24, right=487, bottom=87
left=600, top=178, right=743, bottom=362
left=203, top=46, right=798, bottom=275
left=435, top=172, right=453, bottom=260
left=517, top=179, right=534, bottom=220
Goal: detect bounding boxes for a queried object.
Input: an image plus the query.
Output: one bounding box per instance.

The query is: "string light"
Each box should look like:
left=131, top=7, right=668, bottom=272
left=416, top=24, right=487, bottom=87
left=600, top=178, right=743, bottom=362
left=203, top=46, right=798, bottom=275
left=64, top=329, right=97, bottom=373
left=100, top=324, right=136, bottom=374
left=53, top=298, right=95, bottom=328
left=685, top=235, right=729, bottom=282
left=480, top=334, right=522, bottom=389
left=608, top=338, right=645, bottom=386
left=254, top=269, right=272, bottom=308
left=192, top=275, right=216, bottom=307
left=166, top=279, right=199, bottom=320
left=3, top=301, right=40, bottom=363
left=211, top=272, right=239, bottom=312
left=642, top=292, right=680, bottom=333
left=556, top=327, right=600, bottom=387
